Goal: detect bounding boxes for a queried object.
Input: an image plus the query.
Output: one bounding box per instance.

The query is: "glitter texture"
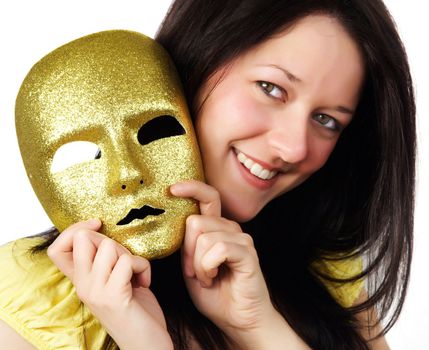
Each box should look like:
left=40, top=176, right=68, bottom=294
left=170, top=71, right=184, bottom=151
left=16, top=31, right=204, bottom=259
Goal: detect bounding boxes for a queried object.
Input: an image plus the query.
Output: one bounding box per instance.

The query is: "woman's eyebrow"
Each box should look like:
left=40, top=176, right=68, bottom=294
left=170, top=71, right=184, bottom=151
left=258, top=64, right=302, bottom=83
left=334, top=105, right=354, bottom=115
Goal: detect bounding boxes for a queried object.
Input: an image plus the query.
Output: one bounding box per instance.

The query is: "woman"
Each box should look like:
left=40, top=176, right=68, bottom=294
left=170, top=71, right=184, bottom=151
left=0, top=0, right=415, bottom=349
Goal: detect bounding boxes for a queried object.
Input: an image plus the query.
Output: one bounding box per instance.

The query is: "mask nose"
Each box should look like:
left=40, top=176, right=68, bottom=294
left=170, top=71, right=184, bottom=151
left=118, top=169, right=145, bottom=192
left=107, top=144, right=147, bottom=195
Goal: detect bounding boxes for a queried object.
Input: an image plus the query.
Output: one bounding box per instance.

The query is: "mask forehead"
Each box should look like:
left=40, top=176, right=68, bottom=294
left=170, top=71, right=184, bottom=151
left=16, top=31, right=203, bottom=259
left=17, top=31, right=189, bottom=154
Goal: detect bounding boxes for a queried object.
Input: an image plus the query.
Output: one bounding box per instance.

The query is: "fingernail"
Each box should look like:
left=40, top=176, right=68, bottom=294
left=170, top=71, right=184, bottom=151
left=86, top=218, right=100, bottom=226
left=170, top=183, right=183, bottom=195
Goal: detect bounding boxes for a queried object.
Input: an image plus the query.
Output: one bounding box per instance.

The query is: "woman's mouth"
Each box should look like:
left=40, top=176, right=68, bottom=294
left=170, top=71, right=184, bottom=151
left=236, top=151, right=278, bottom=180
left=233, top=148, right=279, bottom=189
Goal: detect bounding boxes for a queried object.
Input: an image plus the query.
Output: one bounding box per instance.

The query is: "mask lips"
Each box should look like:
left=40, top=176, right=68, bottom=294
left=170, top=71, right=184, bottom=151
left=117, top=205, right=165, bottom=226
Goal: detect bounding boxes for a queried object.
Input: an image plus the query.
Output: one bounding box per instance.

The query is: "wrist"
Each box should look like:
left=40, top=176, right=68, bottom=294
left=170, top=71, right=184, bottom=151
left=92, top=303, right=173, bottom=350
left=225, top=308, right=311, bottom=350
left=107, top=325, right=174, bottom=350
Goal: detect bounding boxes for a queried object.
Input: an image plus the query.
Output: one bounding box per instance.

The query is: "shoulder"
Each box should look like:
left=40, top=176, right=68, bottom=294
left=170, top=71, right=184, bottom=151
left=0, top=237, right=111, bottom=349
left=0, top=237, right=58, bottom=298
left=0, top=319, right=37, bottom=350
left=0, top=237, right=58, bottom=349
left=0, top=237, right=52, bottom=287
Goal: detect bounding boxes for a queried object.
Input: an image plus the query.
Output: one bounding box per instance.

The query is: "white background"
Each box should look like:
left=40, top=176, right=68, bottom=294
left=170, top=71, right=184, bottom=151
left=0, top=1, right=427, bottom=348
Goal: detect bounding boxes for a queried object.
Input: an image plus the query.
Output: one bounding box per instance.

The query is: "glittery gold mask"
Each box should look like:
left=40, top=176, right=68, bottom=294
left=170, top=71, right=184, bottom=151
left=16, top=30, right=204, bottom=259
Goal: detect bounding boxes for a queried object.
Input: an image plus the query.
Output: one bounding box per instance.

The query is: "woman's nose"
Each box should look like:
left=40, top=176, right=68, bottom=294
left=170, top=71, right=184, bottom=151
left=267, top=113, right=309, bottom=164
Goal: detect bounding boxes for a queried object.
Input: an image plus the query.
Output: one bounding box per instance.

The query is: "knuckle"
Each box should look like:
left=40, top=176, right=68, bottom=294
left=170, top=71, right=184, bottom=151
left=220, top=217, right=242, bottom=232
left=197, top=233, right=212, bottom=250
left=231, top=220, right=243, bottom=232
left=99, top=237, right=116, bottom=251
left=241, top=233, right=255, bottom=247
left=214, top=241, right=229, bottom=255
left=210, top=188, right=221, bottom=202
left=137, top=256, right=150, bottom=269
left=186, top=214, right=201, bottom=230
left=74, top=228, right=89, bottom=241
left=118, top=253, right=132, bottom=266
left=201, top=257, right=214, bottom=272
left=207, top=203, right=216, bottom=213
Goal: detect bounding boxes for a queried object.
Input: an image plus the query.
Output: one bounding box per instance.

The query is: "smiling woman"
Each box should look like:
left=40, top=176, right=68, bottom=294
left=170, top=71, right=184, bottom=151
left=194, top=15, right=365, bottom=222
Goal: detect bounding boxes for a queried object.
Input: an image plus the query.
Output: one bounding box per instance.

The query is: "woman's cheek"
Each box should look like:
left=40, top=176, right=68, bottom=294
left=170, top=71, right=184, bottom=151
left=230, top=92, right=271, bottom=132
left=307, top=138, right=338, bottom=172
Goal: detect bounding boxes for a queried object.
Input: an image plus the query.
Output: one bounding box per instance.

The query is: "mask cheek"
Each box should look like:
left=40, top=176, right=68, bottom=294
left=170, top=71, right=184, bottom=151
left=143, top=137, right=200, bottom=183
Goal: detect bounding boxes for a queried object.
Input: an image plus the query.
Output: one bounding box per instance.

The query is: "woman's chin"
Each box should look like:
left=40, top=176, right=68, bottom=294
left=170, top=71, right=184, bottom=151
left=221, top=202, right=263, bottom=224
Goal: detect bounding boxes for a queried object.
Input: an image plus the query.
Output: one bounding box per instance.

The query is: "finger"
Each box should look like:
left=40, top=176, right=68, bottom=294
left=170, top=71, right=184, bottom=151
left=182, top=215, right=242, bottom=277
left=72, top=230, right=100, bottom=281
left=198, top=241, right=254, bottom=288
left=47, top=219, right=102, bottom=279
left=48, top=219, right=102, bottom=257
left=193, top=232, right=254, bottom=286
left=90, top=238, right=125, bottom=285
left=170, top=180, right=221, bottom=217
left=108, top=254, right=152, bottom=290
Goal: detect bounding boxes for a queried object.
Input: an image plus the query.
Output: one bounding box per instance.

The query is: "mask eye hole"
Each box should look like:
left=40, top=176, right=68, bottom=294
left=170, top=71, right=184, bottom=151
left=51, top=141, right=100, bottom=173
left=137, top=115, right=186, bottom=146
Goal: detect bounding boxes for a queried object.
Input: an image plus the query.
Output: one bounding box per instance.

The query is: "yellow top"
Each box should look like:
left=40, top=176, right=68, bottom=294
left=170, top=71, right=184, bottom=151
left=0, top=237, right=117, bottom=350
left=312, top=254, right=364, bottom=308
left=0, top=237, right=363, bottom=349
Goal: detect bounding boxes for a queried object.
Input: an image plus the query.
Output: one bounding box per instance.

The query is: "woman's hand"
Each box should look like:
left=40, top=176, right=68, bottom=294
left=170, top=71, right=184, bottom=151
left=171, top=180, right=292, bottom=348
left=47, top=220, right=173, bottom=350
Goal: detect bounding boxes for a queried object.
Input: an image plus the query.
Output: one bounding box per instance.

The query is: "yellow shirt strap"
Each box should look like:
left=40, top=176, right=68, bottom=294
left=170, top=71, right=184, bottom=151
left=312, top=254, right=364, bottom=308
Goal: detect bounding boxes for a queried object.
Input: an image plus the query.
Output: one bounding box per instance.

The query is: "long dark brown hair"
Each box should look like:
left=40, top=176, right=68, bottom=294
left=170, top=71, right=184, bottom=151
left=31, top=0, right=415, bottom=349
left=155, top=0, right=415, bottom=348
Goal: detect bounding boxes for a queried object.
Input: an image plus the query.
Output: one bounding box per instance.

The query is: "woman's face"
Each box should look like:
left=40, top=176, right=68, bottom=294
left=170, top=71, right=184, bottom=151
left=195, top=15, right=365, bottom=222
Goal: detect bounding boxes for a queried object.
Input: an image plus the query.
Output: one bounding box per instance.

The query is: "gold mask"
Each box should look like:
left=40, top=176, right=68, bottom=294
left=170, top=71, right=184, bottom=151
left=16, top=30, right=204, bottom=259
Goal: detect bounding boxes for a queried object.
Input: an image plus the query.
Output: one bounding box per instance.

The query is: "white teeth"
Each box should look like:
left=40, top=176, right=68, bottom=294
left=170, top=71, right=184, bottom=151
left=237, top=152, right=247, bottom=163
left=236, top=151, right=278, bottom=180
left=259, top=169, right=270, bottom=180
left=250, top=163, right=263, bottom=176
left=244, top=158, right=254, bottom=169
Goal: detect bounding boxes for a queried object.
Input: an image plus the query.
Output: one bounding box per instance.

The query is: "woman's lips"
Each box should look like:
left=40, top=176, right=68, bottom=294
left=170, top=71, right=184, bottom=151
left=235, top=151, right=278, bottom=179
left=232, top=149, right=279, bottom=190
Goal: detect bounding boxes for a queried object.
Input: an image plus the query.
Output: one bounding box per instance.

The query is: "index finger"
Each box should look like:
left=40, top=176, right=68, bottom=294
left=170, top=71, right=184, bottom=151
left=47, top=219, right=103, bottom=278
left=170, top=180, right=221, bottom=217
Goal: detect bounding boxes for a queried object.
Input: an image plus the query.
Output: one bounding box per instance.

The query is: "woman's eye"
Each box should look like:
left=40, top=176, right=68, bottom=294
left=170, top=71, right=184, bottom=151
left=313, top=114, right=341, bottom=132
left=257, top=81, right=285, bottom=100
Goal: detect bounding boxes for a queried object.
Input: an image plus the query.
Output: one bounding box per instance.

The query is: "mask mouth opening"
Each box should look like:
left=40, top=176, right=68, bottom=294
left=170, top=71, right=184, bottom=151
left=117, top=205, right=165, bottom=225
